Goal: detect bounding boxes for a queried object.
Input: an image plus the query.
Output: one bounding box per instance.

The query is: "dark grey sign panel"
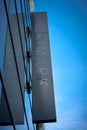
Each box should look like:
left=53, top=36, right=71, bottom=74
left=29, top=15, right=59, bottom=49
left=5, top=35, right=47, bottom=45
left=31, top=12, right=56, bottom=123
left=0, top=13, right=24, bottom=125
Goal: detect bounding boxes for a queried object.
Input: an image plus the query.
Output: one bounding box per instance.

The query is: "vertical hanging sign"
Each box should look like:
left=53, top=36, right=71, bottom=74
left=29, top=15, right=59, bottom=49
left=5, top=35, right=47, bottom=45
left=31, top=12, right=56, bottom=123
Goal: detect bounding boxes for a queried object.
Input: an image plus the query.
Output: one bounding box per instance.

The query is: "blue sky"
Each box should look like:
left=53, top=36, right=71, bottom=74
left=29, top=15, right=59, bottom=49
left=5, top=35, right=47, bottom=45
left=34, top=0, right=87, bottom=130
left=0, top=0, right=87, bottom=130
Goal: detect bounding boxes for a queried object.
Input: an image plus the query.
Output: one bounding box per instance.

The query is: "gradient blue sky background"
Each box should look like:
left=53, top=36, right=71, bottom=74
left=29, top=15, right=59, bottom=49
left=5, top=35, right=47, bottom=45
left=0, top=0, right=87, bottom=130
left=34, top=0, right=87, bottom=130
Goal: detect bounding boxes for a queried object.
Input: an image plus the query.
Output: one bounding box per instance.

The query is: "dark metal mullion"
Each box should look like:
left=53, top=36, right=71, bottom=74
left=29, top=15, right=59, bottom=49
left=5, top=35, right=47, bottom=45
left=24, top=0, right=28, bottom=27
left=19, top=0, right=28, bottom=51
left=24, top=0, right=32, bottom=92
left=29, top=59, right=32, bottom=83
left=0, top=71, right=16, bottom=130
left=20, top=0, right=32, bottom=89
left=28, top=94, right=32, bottom=114
left=25, top=2, right=35, bottom=129
left=28, top=94, right=35, bottom=130
left=3, top=1, right=30, bottom=130
left=25, top=0, right=32, bottom=28
left=13, top=0, right=28, bottom=83
left=27, top=0, right=32, bottom=85
left=29, top=40, right=32, bottom=88
left=24, top=1, right=35, bottom=130
left=26, top=0, right=30, bottom=25
left=20, top=1, right=35, bottom=130
left=27, top=0, right=32, bottom=83
left=26, top=1, right=36, bottom=130
left=20, top=0, right=30, bottom=92
left=23, top=0, right=32, bottom=84
left=28, top=39, right=35, bottom=130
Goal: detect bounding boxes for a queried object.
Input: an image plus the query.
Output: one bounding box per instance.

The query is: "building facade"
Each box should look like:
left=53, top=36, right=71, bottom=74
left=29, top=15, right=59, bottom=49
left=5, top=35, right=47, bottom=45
left=0, top=0, right=56, bottom=130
